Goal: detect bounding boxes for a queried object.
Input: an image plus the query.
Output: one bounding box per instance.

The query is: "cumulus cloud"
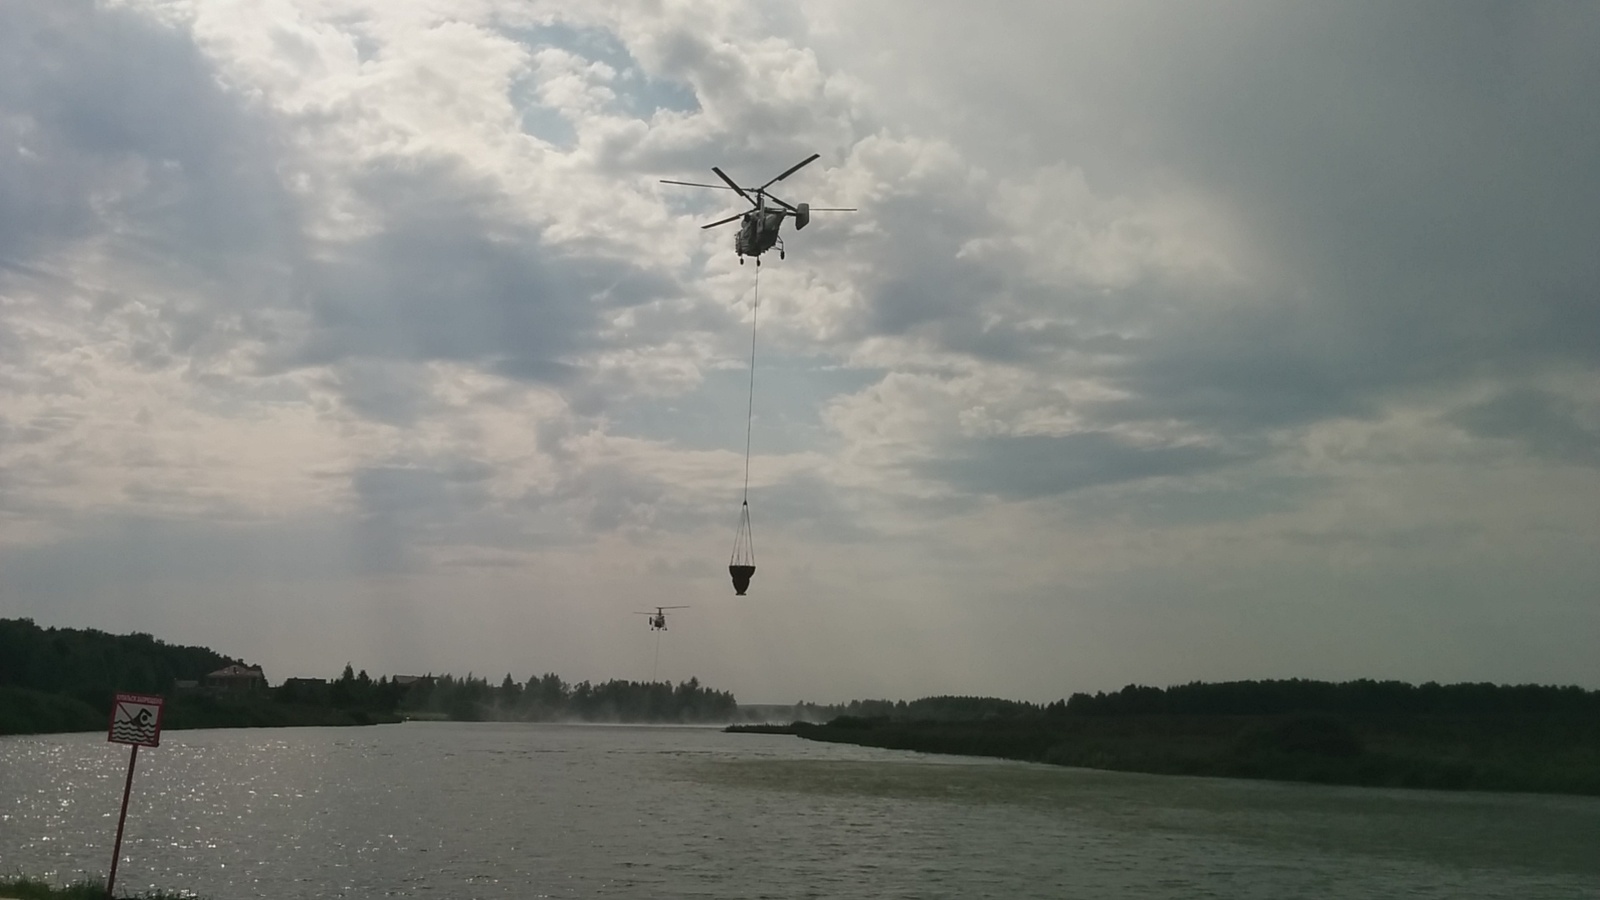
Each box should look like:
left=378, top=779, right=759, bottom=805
left=2, top=0, right=1598, bottom=699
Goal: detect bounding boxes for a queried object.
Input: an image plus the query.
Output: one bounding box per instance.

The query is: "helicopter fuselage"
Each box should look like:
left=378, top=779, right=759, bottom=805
left=735, top=209, right=786, bottom=261
left=660, top=154, right=847, bottom=263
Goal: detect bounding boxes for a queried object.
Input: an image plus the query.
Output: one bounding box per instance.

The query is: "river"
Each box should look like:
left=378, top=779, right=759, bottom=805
left=2, top=723, right=1597, bottom=898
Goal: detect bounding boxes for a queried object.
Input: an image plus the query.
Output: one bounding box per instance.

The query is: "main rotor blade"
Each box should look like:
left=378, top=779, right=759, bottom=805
left=806, top=207, right=857, bottom=211
left=711, top=167, right=755, bottom=205
left=701, top=212, right=745, bottom=229
left=660, top=179, right=741, bottom=191
left=763, top=193, right=799, bottom=212
left=759, top=153, right=821, bottom=191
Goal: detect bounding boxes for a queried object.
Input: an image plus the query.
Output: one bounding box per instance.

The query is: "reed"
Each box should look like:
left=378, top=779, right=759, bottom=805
left=0, top=875, right=199, bottom=900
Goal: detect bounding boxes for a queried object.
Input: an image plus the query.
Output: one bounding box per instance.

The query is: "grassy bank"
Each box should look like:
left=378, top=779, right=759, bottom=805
left=160, top=693, right=402, bottom=730
left=0, top=690, right=401, bottom=737
left=0, top=688, right=104, bottom=736
left=731, top=712, right=1600, bottom=796
left=0, top=876, right=195, bottom=899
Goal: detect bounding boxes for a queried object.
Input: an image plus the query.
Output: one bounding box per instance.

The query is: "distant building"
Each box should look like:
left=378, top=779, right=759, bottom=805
left=278, top=676, right=329, bottom=703
left=173, top=679, right=201, bottom=694
left=390, top=675, right=433, bottom=688
left=204, top=664, right=267, bottom=693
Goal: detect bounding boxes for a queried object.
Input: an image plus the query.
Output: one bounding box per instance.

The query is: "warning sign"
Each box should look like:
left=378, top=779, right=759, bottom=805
left=108, top=693, right=165, bottom=748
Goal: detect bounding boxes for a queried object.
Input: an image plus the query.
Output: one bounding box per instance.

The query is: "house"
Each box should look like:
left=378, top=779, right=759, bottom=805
left=278, top=676, right=329, bottom=703
left=204, top=664, right=267, bottom=693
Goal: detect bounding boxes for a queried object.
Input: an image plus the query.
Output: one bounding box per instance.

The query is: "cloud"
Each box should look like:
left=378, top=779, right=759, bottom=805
left=0, top=3, right=296, bottom=282
left=922, top=433, right=1243, bottom=500
left=814, top=2, right=1600, bottom=436
left=2, top=0, right=1599, bottom=699
left=282, top=158, right=655, bottom=384
left=1449, top=387, right=1600, bottom=467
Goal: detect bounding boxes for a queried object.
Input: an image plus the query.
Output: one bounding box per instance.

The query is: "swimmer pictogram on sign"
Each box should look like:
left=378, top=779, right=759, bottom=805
left=107, top=693, right=165, bottom=748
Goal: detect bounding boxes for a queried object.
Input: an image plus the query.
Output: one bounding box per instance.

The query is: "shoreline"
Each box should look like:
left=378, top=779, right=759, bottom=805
left=729, top=713, right=1600, bottom=797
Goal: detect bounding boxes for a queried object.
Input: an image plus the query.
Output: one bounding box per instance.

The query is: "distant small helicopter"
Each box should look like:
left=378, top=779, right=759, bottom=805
left=635, top=606, right=689, bottom=631
left=661, top=154, right=855, bottom=264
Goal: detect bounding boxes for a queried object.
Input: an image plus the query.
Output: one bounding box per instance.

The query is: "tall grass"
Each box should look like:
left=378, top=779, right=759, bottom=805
left=0, top=875, right=198, bottom=899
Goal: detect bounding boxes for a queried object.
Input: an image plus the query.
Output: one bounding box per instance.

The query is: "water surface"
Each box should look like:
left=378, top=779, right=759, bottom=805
left=2, top=723, right=1596, bottom=898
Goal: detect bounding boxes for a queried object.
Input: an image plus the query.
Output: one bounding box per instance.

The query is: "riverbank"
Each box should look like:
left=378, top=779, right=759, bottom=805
left=0, top=685, right=401, bottom=737
left=730, top=712, right=1600, bottom=796
left=0, top=876, right=195, bottom=899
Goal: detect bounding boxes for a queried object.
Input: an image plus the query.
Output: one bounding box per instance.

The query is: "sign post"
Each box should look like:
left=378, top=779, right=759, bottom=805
left=106, top=693, right=164, bottom=900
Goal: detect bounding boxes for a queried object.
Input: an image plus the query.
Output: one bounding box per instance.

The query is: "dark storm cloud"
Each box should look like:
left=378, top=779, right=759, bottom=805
left=1107, top=5, right=1600, bottom=425
left=1450, top=388, right=1600, bottom=467
left=1087, top=293, right=1383, bottom=431
left=836, top=4, right=1600, bottom=456
left=921, top=433, right=1241, bottom=500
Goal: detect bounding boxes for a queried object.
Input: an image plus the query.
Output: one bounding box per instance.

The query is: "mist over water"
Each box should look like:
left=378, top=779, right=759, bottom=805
left=3, top=723, right=1597, bottom=899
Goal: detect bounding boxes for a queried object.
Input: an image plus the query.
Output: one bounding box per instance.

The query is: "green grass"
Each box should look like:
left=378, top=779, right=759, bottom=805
left=0, top=688, right=104, bottom=736
left=0, top=875, right=198, bottom=900
left=741, top=712, right=1600, bottom=796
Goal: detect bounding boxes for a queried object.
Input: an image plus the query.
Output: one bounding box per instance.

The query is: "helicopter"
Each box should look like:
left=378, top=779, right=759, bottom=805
left=635, top=606, right=689, bottom=631
left=660, top=153, right=855, bottom=264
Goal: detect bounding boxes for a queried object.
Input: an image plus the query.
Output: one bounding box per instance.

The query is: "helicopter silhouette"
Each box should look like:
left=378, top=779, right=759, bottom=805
left=661, top=154, right=855, bottom=264
left=635, top=606, right=689, bottom=631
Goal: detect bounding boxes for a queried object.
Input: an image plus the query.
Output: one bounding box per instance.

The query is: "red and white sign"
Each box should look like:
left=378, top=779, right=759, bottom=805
left=107, top=693, right=165, bottom=748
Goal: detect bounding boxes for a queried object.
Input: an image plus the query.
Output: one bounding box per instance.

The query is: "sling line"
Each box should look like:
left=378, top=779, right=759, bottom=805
left=742, top=265, right=760, bottom=503
left=728, top=266, right=759, bottom=595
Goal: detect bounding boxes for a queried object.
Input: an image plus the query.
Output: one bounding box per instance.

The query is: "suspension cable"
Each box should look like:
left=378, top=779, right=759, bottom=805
left=741, top=265, right=760, bottom=503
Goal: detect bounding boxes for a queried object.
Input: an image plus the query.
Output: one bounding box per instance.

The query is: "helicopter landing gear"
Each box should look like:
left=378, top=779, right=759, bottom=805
left=777, top=237, right=786, bottom=260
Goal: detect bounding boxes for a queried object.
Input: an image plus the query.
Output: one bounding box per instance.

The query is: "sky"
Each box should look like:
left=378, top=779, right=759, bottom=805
left=2, top=1, right=1598, bottom=704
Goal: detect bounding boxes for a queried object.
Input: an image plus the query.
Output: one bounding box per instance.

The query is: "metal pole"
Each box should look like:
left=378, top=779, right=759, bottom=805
left=106, top=743, right=138, bottom=899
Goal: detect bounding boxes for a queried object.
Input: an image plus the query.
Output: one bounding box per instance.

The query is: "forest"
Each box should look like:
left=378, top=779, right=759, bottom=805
left=396, top=672, right=738, bottom=723
left=732, top=679, right=1600, bottom=796
left=0, top=618, right=402, bottom=734
left=0, top=617, right=238, bottom=705
left=774, top=680, right=1600, bottom=723
left=0, top=618, right=738, bottom=734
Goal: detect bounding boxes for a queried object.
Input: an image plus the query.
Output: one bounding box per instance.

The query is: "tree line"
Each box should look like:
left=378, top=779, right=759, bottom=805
left=0, top=617, right=241, bottom=706
left=400, top=672, right=738, bottom=723
left=782, top=695, right=1039, bottom=723
left=0, top=618, right=739, bottom=733
left=774, top=679, right=1600, bottom=726
left=1052, top=678, right=1600, bottom=718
